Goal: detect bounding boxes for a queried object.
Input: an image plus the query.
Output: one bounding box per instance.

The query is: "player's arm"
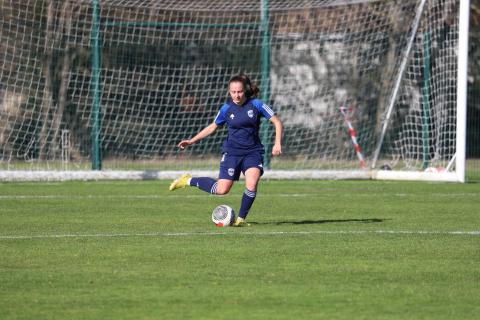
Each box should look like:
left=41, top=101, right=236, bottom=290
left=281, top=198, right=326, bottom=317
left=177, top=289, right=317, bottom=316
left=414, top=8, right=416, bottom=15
left=178, top=122, right=218, bottom=149
left=269, top=115, right=283, bottom=156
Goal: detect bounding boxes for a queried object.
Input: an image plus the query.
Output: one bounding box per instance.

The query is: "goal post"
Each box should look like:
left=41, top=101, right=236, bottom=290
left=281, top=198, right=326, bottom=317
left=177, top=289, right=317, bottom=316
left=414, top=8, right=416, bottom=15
left=0, top=0, right=469, bottom=182
left=455, top=0, right=471, bottom=183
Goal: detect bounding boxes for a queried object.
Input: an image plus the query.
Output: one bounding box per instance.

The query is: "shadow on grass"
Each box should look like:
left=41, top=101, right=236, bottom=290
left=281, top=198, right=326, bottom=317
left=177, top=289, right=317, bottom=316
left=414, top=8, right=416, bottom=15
left=249, top=218, right=386, bottom=226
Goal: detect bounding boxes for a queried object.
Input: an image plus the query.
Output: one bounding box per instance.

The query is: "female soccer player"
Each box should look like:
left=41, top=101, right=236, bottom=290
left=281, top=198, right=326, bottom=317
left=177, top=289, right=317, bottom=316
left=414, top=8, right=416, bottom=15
left=169, top=74, right=283, bottom=226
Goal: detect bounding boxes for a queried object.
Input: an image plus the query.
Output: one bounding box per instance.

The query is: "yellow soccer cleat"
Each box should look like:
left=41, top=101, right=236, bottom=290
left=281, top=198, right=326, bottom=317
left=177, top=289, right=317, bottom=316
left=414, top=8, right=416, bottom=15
left=233, top=217, right=249, bottom=227
left=169, top=173, right=192, bottom=191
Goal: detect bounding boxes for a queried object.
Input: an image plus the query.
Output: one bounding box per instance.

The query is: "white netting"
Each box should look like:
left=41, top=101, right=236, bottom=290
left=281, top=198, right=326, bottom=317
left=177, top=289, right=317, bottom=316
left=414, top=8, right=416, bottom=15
left=0, top=0, right=463, bottom=179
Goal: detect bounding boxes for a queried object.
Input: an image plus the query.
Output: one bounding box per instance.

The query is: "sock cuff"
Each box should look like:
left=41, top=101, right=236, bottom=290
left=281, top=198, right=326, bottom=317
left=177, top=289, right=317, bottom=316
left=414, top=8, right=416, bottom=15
left=211, top=182, right=218, bottom=194
left=244, top=189, right=256, bottom=198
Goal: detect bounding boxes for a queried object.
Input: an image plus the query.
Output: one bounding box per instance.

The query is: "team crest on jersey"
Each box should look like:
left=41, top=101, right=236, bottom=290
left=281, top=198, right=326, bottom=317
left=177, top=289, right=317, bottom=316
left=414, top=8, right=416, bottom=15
left=247, top=110, right=254, bottom=118
left=228, top=168, right=235, bottom=176
left=230, top=114, right=235, bottom=119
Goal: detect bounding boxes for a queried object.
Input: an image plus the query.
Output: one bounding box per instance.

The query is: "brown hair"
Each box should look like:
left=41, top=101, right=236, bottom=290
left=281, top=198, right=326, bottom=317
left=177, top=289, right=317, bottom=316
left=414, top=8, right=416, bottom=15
left=228, top=74, right=260, bottom=99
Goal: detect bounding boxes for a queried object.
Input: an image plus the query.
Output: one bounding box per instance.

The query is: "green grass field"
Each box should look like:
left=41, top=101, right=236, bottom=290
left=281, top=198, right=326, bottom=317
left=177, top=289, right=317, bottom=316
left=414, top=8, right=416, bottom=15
left=0, top=180, right=479, bottom=319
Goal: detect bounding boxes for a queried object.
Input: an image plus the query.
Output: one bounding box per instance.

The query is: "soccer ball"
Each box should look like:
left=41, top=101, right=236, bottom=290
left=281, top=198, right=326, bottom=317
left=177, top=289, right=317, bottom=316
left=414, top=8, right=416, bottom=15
left=212, top=205, right=235, bottom=227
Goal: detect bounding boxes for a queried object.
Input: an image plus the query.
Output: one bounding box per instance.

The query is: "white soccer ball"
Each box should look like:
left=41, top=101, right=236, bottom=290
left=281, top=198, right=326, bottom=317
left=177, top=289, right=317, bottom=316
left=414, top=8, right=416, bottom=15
left=212, top=205, right=235, bottom=227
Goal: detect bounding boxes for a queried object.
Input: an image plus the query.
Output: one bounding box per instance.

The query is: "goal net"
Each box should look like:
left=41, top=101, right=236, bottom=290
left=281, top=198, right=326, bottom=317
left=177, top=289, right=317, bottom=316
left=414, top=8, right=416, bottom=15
left=0, top=0, right=468, bottom=181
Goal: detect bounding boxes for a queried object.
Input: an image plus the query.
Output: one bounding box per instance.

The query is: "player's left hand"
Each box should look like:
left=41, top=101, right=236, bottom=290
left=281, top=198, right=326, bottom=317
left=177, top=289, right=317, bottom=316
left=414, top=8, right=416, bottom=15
left=272, top=144, right=282, bottom=156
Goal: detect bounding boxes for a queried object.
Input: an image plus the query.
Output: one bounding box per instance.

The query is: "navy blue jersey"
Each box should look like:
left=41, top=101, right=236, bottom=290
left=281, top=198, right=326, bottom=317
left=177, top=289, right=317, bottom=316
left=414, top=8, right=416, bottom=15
left=214, top=98, right=275, bottom=156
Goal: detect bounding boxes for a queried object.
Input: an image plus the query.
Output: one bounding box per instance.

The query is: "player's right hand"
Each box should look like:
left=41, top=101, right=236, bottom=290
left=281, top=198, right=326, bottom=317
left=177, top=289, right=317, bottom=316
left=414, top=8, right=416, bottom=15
left=177, top=140, right=192, bottom=149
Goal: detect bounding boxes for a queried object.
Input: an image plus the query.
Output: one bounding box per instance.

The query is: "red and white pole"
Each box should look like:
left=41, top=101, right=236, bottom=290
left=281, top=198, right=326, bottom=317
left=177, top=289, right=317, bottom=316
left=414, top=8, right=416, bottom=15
left=340, top=105, right=366, bottom=169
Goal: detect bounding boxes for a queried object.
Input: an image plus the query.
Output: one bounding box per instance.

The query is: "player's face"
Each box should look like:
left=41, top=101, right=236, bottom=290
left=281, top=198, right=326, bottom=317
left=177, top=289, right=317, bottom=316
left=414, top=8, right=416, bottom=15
left=229, top=81, right=246, bottom=105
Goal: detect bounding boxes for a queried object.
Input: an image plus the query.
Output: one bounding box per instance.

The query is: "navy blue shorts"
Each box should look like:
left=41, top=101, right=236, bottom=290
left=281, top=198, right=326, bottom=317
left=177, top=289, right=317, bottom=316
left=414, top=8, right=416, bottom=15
left=218, top=152, right=264, bottom=181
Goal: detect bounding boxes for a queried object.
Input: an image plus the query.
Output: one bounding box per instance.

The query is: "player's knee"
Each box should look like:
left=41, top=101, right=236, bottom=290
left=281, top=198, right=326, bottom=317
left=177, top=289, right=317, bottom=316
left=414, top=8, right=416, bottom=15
left=215, top=185, right=231, bottom=195
left=245, top=180, right=259, bottom=192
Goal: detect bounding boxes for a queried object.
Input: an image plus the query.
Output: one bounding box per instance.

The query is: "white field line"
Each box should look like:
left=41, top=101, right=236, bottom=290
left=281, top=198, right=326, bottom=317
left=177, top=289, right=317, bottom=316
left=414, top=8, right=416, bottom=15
left=0, top=194, right=309, bottom=200
left=0, top=230, right=479, bottom=240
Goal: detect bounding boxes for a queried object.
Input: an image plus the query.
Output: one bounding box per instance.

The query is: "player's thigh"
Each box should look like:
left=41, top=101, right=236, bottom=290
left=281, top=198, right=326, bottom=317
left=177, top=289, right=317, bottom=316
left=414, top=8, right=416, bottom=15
left=244, top=167, right=261, bottom=191
left=240, top=152, right=264, bottom=187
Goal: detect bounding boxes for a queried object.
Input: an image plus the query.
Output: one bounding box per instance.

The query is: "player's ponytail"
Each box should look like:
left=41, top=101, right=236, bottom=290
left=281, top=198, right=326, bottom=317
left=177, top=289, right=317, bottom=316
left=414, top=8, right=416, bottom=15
left=249, top=82, right=260, bottom=98
left=228, top=74, right=260, bottom=99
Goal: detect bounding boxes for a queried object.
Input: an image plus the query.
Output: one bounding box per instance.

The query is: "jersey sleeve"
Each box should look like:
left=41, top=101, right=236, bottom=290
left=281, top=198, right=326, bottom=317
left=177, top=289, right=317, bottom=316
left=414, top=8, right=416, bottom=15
left=214, top=103, right=229, bottom=126
left=252, top=99, right=275, bottom=120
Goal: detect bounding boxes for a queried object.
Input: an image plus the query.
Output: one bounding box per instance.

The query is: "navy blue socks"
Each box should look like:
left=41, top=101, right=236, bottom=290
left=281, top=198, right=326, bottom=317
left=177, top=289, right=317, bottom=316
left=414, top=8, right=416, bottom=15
left=238, top=188, right=256, bottom=219
left=189, top=177, right=218, bottom=194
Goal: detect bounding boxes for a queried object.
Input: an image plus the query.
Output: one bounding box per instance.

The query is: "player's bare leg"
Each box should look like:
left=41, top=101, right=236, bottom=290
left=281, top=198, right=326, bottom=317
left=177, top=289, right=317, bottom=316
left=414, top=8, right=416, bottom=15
left=214, top=179, right=234, bottom=195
